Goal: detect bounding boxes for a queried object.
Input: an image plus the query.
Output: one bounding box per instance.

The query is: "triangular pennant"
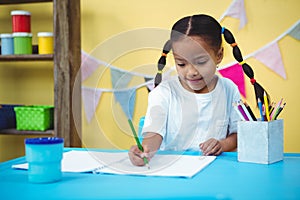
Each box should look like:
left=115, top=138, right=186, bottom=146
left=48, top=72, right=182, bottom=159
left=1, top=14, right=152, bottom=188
left=82, top=87, right=103, bottom=123
left=144, top=77, right=153, bottom=92
left=253, top=42, right=287, bottom=79
left=81, top=51, right=102, bottom=81
left=146, top=79, right=155, bottom=91
left=218, top=63, right=246, bottom=97
left=110, top=68, right=133, bottom=89
left=114, top=89, right=136, bottom=120
left=221, top=0, right=247, bottom=29
left=288, top=22, right=300, bottom=40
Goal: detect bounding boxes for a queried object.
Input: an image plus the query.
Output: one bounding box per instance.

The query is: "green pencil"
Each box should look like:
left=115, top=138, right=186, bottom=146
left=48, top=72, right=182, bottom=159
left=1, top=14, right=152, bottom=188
left=128, top=119, right=150, bottom=169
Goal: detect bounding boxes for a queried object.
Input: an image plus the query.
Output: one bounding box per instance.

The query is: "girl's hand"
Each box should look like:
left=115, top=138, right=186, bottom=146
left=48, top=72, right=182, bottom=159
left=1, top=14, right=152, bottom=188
left=128, top=145, right=150, bottom=166
left=199, top=138, right=223, bottom=156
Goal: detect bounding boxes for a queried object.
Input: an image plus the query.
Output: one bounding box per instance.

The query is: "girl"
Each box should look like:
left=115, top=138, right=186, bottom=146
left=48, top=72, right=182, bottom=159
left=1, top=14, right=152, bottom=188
left=129, top=14, right=267, bottom=166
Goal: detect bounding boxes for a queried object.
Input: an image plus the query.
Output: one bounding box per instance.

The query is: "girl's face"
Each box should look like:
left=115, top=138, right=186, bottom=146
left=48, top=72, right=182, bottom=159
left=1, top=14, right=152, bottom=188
left=172, top=36, right=223, bottom=93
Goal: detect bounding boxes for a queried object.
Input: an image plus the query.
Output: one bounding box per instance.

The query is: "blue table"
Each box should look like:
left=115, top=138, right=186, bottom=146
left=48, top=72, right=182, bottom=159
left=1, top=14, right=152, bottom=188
left=1, top=149, right=300, bottom=200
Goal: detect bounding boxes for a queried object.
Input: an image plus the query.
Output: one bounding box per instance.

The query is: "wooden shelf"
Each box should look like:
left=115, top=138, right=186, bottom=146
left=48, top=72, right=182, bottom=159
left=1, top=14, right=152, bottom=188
left=0, top=54, right=53, bottom=61
left=0, top=0, right=52, bottom=5
left=0, top=0, right=82, bottom=147
left=0, top=128, right=54, bottom=135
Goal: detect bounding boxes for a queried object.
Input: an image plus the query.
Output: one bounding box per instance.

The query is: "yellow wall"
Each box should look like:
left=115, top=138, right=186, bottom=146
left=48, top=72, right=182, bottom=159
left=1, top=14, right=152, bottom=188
left=0, top=0, right=299, bottom=161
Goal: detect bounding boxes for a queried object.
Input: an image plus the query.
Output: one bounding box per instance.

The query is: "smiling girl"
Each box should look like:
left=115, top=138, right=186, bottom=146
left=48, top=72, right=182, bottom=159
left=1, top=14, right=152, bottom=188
left=129, top=14, right=265, bottom=166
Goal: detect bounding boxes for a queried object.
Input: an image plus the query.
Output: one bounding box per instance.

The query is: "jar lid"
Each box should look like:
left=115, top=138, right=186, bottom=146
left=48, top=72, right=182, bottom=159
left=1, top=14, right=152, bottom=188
left=11, top=10, right=31, bottom=16
left=12, top=32, right=32, bottom=37
left=0, top=33, right=13, bottom=38
left=25, top=137, right=64, bottom=145
left=37, top=32, right=53, bottom=37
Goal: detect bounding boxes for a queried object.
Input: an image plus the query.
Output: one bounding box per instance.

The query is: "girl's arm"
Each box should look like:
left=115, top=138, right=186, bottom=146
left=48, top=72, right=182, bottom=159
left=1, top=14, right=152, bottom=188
left=142, top=132, right=163, bottom=156
left=220, top=132, right=237, bottom=152
left=200, top=133, right=237, bottom=156
left=128, top=132, right=162, bottom=166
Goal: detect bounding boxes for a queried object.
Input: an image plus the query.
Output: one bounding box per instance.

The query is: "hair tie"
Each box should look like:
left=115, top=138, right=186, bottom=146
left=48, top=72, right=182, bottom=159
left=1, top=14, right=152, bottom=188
left=157, top=70, right=163, bottom=74
left=161, top=53, right=167, bottom=57
left=250, top=78, right=256, bottom=85
left=239, top=60, right=246, bottom=65
left=230, top=43, right=237, bottom=47
left=221, top=27, right=225, bottom=34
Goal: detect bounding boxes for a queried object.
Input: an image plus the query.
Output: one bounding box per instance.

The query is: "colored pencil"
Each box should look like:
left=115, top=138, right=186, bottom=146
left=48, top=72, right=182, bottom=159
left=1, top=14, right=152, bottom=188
left=128, top=119, right=150, bottom=169
left=270, top=98, right=283, bottom=120
left=240, top=101, right=253, bottom=121
left=258, top=98, right=264, bottom=121
left=274, top=103, right=286, bottom=120
left=263, top=92, right=270, bottom=121
left=244, top=101, right=257, bottom=121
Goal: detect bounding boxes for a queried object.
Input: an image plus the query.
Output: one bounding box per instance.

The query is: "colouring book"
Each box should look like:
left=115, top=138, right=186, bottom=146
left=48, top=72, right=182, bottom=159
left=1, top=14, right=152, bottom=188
left=12, top=150, right=216, bottom=178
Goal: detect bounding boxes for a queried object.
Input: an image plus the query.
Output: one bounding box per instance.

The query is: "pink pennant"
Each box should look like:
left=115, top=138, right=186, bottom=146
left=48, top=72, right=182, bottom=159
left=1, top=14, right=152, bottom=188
left=82, top=87, right=103, bottom=123
left=222, top=0, right=247, bottom=29
left=218, top=63, right=246, bottom=97
left=253, top=42, right=287, bottom=79
left=81, top=51, right=101, bottom=81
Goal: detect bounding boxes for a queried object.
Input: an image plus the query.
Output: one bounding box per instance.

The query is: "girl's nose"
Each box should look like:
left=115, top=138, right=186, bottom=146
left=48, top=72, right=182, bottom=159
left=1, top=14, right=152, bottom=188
left=187, top=64, right=199, bottom=76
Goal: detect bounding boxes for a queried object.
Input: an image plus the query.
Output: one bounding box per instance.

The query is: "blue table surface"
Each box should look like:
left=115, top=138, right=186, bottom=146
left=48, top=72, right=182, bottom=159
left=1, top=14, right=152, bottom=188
left=1, top=148, right=300, bottom=200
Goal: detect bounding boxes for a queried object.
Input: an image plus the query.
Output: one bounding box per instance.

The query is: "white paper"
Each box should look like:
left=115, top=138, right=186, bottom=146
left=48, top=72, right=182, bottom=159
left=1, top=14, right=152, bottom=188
left=12, top=150, right=216, bottom=178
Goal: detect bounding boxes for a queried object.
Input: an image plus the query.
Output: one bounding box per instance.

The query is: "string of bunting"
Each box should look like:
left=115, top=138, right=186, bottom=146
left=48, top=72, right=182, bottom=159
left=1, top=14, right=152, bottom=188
left=81, top=0, right=300, bottom=122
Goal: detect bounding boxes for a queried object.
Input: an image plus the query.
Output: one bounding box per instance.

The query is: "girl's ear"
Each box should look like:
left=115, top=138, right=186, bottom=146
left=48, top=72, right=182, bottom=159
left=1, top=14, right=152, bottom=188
left=216, top=47, right=224, bottom=64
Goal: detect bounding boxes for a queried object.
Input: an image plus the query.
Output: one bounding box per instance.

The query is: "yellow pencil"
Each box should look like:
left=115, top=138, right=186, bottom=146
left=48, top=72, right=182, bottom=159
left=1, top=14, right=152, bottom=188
left=263, top=91, right=270, bottom=121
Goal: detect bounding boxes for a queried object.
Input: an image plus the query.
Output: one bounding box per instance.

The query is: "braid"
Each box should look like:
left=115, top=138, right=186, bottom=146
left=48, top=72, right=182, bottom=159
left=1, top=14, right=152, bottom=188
left=222, top=27, right=270, bottom=105
left=154, top=40, right=172, bottom=87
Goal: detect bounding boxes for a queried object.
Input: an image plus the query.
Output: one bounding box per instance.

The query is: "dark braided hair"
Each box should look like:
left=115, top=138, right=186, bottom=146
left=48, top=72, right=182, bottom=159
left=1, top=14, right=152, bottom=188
left=154, top=14, right=270, bottom=106
left=154, top=40, right=171, bottom=87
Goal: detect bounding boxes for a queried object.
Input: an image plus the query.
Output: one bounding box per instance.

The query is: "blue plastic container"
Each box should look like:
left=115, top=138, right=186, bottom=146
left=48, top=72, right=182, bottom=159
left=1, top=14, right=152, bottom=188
left=0, top=34, right=14, bottom=55
left=0, top=104, right=21, bottom=129
left=25, top=137, right=64, bottom=183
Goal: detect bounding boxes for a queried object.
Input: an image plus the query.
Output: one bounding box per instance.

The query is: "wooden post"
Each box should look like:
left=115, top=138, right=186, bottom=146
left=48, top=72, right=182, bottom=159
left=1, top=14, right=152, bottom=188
left=53, top=0, right=81, bottom=147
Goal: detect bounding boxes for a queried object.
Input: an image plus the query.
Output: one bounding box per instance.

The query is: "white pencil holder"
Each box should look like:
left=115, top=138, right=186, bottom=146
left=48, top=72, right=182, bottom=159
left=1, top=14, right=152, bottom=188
left=237, top=119, right=283, bottom=164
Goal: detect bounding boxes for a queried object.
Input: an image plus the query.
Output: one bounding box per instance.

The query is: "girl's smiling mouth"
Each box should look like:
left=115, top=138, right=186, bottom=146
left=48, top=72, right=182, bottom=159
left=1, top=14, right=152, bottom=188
left=187, top=77, right=203, bottom=83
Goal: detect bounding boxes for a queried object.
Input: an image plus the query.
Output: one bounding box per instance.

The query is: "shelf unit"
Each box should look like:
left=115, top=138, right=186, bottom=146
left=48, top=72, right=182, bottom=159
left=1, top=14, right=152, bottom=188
left=0, top=0, right=82, bottom=147
left=0, top=54, right=53, bottom=61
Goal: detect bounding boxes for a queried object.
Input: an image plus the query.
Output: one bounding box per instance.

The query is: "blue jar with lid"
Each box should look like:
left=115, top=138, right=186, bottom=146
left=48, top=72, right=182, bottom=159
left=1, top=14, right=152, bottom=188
left=25, top=137, right=64, bottom=183
left=0, top=33, right=14, bottom=55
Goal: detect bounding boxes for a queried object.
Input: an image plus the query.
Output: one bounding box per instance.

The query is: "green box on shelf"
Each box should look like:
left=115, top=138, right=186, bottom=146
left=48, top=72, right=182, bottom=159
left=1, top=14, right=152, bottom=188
left=14, top=105, right=54, bottom=131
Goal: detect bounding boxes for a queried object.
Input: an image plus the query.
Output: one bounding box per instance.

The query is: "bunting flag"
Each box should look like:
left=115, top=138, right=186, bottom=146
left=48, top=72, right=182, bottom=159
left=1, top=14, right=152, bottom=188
left=288, top=22, right=300, bottom=40
left=114, top=88, right=136, bottom=120
left=110, top=68, right=134, bottom=89
left=82, top=87, right=103, bottom=123
left=80, top=9, right=299, bottom=122
left=144, top=77, right=153, bottom=92
left=81, top=51, right=103, bottom=81
left=110, top=68, right=132, bottom=89
left=253, top=42, right=286, bottom=79
left=219, top=0, right=247, bottom=29
left=218, top=63, right=246, bottom=97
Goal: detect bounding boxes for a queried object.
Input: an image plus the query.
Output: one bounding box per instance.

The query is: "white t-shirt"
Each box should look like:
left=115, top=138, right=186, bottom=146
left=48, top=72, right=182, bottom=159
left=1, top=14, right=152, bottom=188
left=142, top=76, right=241, bottom=151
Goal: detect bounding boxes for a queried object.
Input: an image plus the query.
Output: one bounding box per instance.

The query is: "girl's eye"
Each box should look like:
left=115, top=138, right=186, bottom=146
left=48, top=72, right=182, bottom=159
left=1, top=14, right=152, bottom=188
left=177, top=63, right=185, bottom=67
left=196, top=60, right=208, bottom=65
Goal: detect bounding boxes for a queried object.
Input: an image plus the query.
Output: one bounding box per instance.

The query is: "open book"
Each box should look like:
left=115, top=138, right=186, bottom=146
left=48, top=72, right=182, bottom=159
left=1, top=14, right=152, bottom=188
left=12, top=150, right=216, bottom=178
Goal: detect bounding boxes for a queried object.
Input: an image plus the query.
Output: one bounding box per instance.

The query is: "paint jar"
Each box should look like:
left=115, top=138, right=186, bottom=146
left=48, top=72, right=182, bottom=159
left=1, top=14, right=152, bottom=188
left=11, top=10, right=31, bottom=33
left=0, top=33, right=14, bottom=55
left=37, top=32, right=53, bottom=54
left=13, top=32, right=32, bottom=54
left=25, top=137, right=64, bottom=183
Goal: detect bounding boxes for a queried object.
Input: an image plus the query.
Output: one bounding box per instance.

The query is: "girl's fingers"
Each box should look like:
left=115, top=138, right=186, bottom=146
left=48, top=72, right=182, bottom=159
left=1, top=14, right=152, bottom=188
left=200, top=139, right=222, bottom=156
left=128, top=145, right=145, bottom=166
